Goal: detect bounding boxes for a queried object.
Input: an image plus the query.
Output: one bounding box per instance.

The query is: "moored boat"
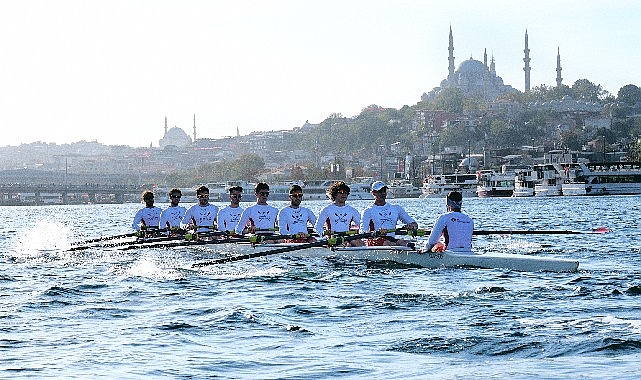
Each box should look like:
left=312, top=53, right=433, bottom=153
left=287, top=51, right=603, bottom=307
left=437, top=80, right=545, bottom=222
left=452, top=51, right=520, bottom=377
left=562, top=161, right=641, bottom=196
left=513, top=168, right=535, bottom=197
left=420, top=173, right=478, bottom=198
left=533, top=163, right=563, bottom=196
left=476, top=170, right=514, bottom=197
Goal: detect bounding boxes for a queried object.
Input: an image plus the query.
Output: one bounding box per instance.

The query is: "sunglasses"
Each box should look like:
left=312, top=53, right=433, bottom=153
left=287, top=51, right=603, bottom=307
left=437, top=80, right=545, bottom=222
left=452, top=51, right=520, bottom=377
left=170, top=195, right=181, bottom=199
left=289, top=193, right=303, bottom=198
left=230, top=194, right=242, bottom=199
left=337, top=190, right=350, bottom=195
left=258, top=191, right=270, bottom=196
left=198, top=194, right=210, bottom=198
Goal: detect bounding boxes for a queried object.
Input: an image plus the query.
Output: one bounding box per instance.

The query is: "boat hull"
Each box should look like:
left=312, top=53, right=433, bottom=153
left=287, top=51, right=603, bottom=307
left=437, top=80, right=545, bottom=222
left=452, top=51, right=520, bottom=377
left=221, top=245, right=579, bottom=272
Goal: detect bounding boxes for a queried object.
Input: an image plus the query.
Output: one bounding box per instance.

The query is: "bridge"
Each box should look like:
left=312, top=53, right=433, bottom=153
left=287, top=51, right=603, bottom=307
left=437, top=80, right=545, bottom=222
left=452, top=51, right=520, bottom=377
left=0, top=183, right=147, bottom=205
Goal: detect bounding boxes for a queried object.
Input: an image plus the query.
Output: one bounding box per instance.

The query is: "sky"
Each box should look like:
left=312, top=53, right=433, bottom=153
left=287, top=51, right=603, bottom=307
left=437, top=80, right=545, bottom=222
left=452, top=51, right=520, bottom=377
left=1, top=0, right=640, bottom=148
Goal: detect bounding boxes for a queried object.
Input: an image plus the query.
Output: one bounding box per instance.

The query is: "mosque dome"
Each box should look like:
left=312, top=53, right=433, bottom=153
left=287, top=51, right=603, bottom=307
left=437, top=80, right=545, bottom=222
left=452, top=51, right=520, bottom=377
left=159, top=127, right=192, bottom=149
left=456, top=59, right=486, bottom=74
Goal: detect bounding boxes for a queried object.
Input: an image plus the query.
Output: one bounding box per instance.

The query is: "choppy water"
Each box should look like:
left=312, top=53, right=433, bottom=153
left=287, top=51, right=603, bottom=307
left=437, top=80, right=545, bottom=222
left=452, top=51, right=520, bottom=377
left=1, top=196, right=640, bottom=379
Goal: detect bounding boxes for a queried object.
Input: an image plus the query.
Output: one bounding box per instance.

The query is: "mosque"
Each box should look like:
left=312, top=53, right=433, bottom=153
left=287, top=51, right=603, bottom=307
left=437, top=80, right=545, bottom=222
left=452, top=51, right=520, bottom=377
left=158, top=116, right=193, bottom=149
left=422, top=28, right=563, bottom=102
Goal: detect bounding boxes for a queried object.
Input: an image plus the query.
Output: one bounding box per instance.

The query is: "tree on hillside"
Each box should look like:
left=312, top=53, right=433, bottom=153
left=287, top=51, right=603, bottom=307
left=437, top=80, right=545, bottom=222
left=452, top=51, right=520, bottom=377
left=617, top=84, right=641, bottom=105
left=571, top=79, right=609, bottom=102
left=230, top=154, right=265, bottom=181
left=430, top=87, right=464, bottom=113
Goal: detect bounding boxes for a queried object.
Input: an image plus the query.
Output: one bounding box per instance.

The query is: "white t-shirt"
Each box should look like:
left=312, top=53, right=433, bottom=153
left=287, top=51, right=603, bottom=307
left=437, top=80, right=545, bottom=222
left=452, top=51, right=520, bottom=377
left=278, top=206, right=317, bottom=235
left=181, top=204, right=219, bottom=232
left=426, top=211, right=474, bottom=250
left=315, top=203, right=361, bottom=235
left=217, top=205, right=244, bottom=232
left=158, top=206, right=186, bottom=229
left=235, top=204, right=279, bottom=234
left=132, top=206, right=162, bottom=231
left=360, top=203, right=416, bottom=236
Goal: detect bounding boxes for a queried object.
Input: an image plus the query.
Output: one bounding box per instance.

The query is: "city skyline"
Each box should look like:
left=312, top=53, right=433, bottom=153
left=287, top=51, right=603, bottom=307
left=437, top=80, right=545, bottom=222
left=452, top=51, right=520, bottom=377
left=1, top=0, right=640, bottom=148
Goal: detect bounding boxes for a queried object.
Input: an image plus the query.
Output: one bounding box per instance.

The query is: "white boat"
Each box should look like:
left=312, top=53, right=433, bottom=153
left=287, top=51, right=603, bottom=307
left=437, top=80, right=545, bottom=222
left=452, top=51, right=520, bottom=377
left=476, top=170, right=514, bottom=197
left=513, top=169, right=535, bottom=197
left=207, top=245, right=579, bottom=273
left=420, top=173, right=478, bottom=198
left=387, top=180, right=422, bottom=198
left=533, top=164, right=563, bottom=196
left=562, top=161, right=641, bottom=196
left=299, top=179, right=373, bottom=201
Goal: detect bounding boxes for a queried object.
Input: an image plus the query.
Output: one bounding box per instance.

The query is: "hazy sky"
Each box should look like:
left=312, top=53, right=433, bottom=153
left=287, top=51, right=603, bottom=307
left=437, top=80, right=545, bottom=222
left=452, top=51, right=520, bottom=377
left=1, top=0, right=640, bottom=147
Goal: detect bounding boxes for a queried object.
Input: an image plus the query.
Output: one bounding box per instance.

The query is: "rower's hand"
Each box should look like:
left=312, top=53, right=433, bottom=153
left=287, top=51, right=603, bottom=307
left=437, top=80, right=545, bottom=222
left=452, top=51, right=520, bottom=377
left=378, top=228, right=388, bottom=236
left=404, top=223, right=418, bottom=231
left=431, top=242, right=446, bottom=252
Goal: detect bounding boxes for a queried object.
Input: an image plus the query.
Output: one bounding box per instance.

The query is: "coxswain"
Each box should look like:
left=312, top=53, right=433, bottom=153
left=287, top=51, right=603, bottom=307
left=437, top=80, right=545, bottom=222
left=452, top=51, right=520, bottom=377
left=423, top=191, right=474, bottom=253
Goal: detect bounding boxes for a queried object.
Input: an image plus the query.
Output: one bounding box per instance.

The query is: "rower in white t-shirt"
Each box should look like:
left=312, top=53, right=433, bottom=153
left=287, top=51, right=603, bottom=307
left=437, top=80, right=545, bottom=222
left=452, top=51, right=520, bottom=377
left=360, top=181, right=418, bottom=246
left=216, top=185, right=244, bottom=233
left=423, top=191, right=474, bottom=252
left=235, top=182, right=278, bottom=235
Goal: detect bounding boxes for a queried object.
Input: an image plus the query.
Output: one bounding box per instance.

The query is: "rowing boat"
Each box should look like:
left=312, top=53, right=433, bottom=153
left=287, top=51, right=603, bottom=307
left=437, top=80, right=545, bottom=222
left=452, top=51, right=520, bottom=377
left=202, top=244, right=579, bottom=273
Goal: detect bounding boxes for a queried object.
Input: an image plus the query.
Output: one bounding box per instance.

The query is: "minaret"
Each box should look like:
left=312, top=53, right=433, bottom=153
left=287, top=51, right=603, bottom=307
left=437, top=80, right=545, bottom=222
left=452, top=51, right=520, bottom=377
left=192, top=113, right=197, bottom=141
left=556, top=47, right=563, bottom=86
left=490, top=54, right=496, bottom=76
left=483, top=48, right=488, bottom=68
left=448, top=26, right=455, bottom=81
left=164, top=116, right=168, bottom=136
left=523, top=29, right=531, bottom=92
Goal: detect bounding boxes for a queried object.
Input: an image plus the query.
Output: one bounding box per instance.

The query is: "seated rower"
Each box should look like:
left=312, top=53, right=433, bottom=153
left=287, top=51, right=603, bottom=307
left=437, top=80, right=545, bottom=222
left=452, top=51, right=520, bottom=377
left=158, top=188, right=186, bottom=236
left=315, top=181, right=364, bottom=247
left=181, top=185, right=219, bottom=236
left=277, top=184, right=316, bottom=243
left=235, top=182, right=278, bottom=236
left=132, top=190, right=162, bottom=237
left=423, top=191, right=474, bottom=253
left=360, top=181, right=418, bottom=247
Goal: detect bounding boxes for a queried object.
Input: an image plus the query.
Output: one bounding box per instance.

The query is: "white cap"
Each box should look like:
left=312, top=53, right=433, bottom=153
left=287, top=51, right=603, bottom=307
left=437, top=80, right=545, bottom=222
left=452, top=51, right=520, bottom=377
left=371, top=181, right=387, bottom=191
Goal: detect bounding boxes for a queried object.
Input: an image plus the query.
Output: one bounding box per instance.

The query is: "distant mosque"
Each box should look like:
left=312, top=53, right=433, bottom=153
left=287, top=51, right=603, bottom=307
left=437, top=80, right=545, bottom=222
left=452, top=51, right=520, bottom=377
left=422, top=28, right=563, bottom=102
left=159, top=116, right=193, bottom=149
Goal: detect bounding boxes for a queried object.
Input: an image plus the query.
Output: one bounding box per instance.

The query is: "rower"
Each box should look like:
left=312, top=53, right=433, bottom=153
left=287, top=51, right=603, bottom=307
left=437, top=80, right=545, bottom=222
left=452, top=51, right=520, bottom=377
left=131, top=190, right=162, bottom=235
left=181, top=185, right=219, bottom=234
left=423, top=191, right=474, bottom=253
left=315, top=181, right=364, bottom=247
left=217, top=185, right=245, bottom=233
left=234, top=182, right=278, bottom=235
left=360, top=181, right=418, bottom=247
left=158, top=188, right=186, bottom=235
left=277, top=184, right=316, bottom=243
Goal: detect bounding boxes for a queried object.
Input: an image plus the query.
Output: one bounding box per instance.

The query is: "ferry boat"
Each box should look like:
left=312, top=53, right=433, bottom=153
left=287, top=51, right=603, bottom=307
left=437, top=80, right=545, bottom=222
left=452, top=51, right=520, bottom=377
left=513, top=169, right=535, bottom=197
left=562, top=161, right=641, bottom=196
left=420, top=173, right=478, bottom=198
left=533, top=164, right=563, bottom=196
left=300, top=178, right=373, bottom=201
left=476, top=170, right=514, bottom=197
left=387, top=180, right=422, bottom=198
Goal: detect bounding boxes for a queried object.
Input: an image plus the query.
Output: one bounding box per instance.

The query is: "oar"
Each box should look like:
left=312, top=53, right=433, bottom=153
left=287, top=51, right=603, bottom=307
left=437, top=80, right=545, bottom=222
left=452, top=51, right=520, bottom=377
left=392, top=227, right=610, bottom=236
left=472, top=227, right=610, bottom=235
left=192, top=232, right=374, bottom=267
left=70, top=232, right=138, bottom=246
left=70, top=227, right=177, bottom=246
left=119, top=235, right=251, bottom=251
